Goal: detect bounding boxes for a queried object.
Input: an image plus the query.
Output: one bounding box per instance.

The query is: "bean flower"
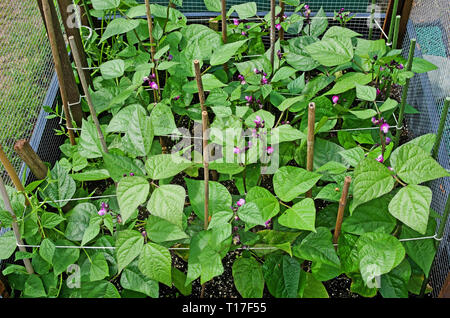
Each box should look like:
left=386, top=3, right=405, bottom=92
left=245, top=95, right=252, bottom=102
left=380, top=122, right=390, bottom=134
left=233, top=147, right=241, bottom=154
left=98, top=202, right=109, bottom=216
left=233, top=18, right=240, bottom=26
left=376, top=154, right=384, bottom=163
left=267, top=146, right=274, bottom=155
left=332, top=95, right=339, bottom=104
left=275, top=24, right=281, bottom=30
left=236, top=198, right=246, bottom=207
left=150, top=82, right=158, bottom=90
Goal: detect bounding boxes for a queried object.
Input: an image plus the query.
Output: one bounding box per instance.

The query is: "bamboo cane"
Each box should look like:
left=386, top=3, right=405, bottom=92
left=0, top=144, right=29, bottom=206
left=270, top=0, right=276, bottom=69
left=392, top=15, right=401, bottom=50
left=221, top=0, right=227, bottom=44
left=279, top=0, right=285, bottom=41
left=431, top=97, right=450, bottom=160
left=14, top=140, right=48, bottom=180
left=42, top=0, right=77, bottom=145
left=387, top=0, right=399, bottom=46
left=333, top=176, right=352, bottom=245
left=306, top=102, right=315, bottom=198
left=0, top=175, right=34, bottom=275
left=69, top=36, right=108, bottom=154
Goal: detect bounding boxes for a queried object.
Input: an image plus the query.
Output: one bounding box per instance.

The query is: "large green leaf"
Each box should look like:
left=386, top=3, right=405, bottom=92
left=278, top=198, right=316, bottom=232
left=273, top=166, right=322, bottom=202
left=106, top=104, right=146, bottom=133
left=138, top=243, right=172, bottom=286
left=352, top=157, right=395, bottom=210
left=245, top=186, right=280, bottom=222
left=303, top=7, right=328, bottom=37
left=342, top=194, right=396, bottom=235
left=232, top=257, right=265, bottom=298
left=356, top=232, right=405, bottom=287
left=91, top=0, right=120, bottom=10
left=325, top=72, right=372, bottom=95
left=101, top=18, right=140, bottom=42
left=126, top=109, right=153, bottom=157
left=388, top=185, right=432, bottom=235
left=147, top=185, right=185, bottom=228
left=185, top=178, right=232, bottom=221
left=64, top=203, right=97, bottom=241
left=146, top=154, right=193, bottom=180
left=305, top=36, right=353, bottom=67
left=0, top=231, right=16, bottom=260
left=262, top=253, right=302, bottom=298
left=24, top=275, right=47, bottom=298
left=411, top=57, right=438, bottom=74
left=117, top=176, right=149, bottom=224
left=379, top=259, right=411, bottom=298
left=52, top=240, right=80, bottom=275
left=120, top=262, right=159, bottom=298
left=79, top=119, right=103, bottom=159
left=150, top=103, right=177, bottom=136
left=229, top=2, right=257, bottom=19
left=302, top=272, right=329, bottom=298
left=146, top=215, right=189, bottom=243
left=100, top=59, right=125, bottom=79
left=115, top=230, right=144, bottom=273
left=210, top=40, right=248, bottom=66
left=103, top=152, right=146, bottom=182
left=41, top=161, right=76, bottom=208
left=390, top=143, right=449, bottom=185
left=89, top=252, right=109, bottom=282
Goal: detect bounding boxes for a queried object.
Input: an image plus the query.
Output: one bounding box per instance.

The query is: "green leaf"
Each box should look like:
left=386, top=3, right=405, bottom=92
left=271, top=66, right=297, bottom=83
left=403, top=133, right=436, bottom=154
left=71, top=169, right=111, bottom=182
left=0, top=231, right=16, bottom=260
left=90, top=252, right=109, bottom=282
left=229, top=2, right=257, bottom=19
left=91, top=0, right=120, bottom=10
left=302, top=272, right=329, bottom=298
left=52, top=240, right=80, bottom=275
left=138, top=243, right=172, bottom=286
left=126, top=109, right=154, bottom=157
left=293, top=227, right=340, bottom=268
left=355, top=39, right=386, bottom=59
left=237, top=201, right=265, bottom=229
left=355, top=84, right=377, bottom=101
left=64, top=203, right=97, bottom=241
left=185, top=178, right=232, bottom=221
left=356, top=232, right=405, bottom=287
left=339, top=147, right=365, bottom=167
left=79, top=280, right=120, bottom=298
left=39, top=238, right=55, bottom=265
left=305, top=36, right=353, bottom=67
left=278, top=198, right=316, bottom=232
left=210, top=40, right=248, bottom=66
left=325, top=72, right=372, bottom=96
left=100, top=59, right=125, bottom=79
left=81, top=215, right=102, bottom=246
left=103, top=152, right=146, bottom=183
left=146, top=215, right=189, bottom=243
left=352, top=157, right=395, bottom=210
left=269, top=125, right=305, bottom=143
left=304, top=7, right=328, bottom=37
left=246, top=186, right=280, bottom=222
left=106, top=104, right=147, bottom=133
left=79, top=119, right=103, bottom=159
left=379, top=259, right=411, bottom=298
left=24, top=275, right=47, bottom=298
left=273, top=166, right=322, bottom=202
left=172, top=267, right=192, bottom=296
left=150, top=103, right=177, bottom=136
left=147, top=185, right=185, bottom=228
left=41, top=161, right=76, bottom=208
left=342, top=194, right=396, bottom=235
left=232, top=257, right=265, bottom=298
left=388, top=185, right=432, bottom=235
left=390, top=143, right=449, bottom=185
left=244, top=109, right=276, bottom=128
left=116, top=230, right=144, bottom=273
left=183, top=74, right=226, bottom=93
left=120, top=263, right=159, bottom=298
left=379, top=98, right=398, bottom=113
left=323, top=26, right=361, bottom=39
left=262, top=253, right=302, bottom=298
left=40, top=212, right=65, bottom=229
left=117, top=176, right=149, bottom=224
left=146, top=154, right=193, bottom=180
left=101, top=18, right=140, bottom=42
left=411, top=57, right=438, bottom=73
left=337, top=233, right=360, bottom=273
left=203, top=0, right=221, bottom=12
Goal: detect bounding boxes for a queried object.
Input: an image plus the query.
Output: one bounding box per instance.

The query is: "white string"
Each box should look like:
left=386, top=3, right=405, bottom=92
left=67, top=95, right=86, bottom=107
left=374, top=18, right=391, bottom=45
left=39, top=194, right=117, bottom=205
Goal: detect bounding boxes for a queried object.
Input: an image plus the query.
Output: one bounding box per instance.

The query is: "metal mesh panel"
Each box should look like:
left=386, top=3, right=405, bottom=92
left=402, top=0, right=450, bottom=297
left=0, top=0, right=56, bottom=186
left=139, top=0, right=389, bottom=14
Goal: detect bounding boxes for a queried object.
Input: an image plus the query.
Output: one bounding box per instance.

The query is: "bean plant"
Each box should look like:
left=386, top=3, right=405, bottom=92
left=0, top=0, right=448, bottom=298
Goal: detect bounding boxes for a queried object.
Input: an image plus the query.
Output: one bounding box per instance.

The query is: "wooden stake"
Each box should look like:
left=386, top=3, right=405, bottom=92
left=0, top=275, right=9, bottom=298
left=42, top=0, right=77, bottom=145
left=0, top=144, right=29, bottom=206
left=14, top=140, right=48, bottom=180
left=194, top=60, right=207, bottom=113
left=69, top=36, right=108, bottom=154
left=306, top=102, right=315, bottom=198
left=270, top=0, right=276, bottom=69
left=57, top=0, right=93, bottom=88
left=145, top=0, right=161, bottom=100
left=438, top=272, right=450, bottom=298
left=333, top=176, right=352, bottom=245
left=279, top=0, right=285, bottom=41
left=221, top=0, right=227, bottom=44
left=0, top=175, right=34, bottom=275
left=202, top=110, right=210, bottom=230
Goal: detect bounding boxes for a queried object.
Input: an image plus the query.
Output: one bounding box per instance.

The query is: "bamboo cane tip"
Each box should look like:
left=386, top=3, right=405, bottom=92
left=202, top=110, right=208, bottom=116
left=193, top=59, right=200, bottom=65
left=308, top=102, right=316, bottom=109
left=344, top=175, right=352, bottom=183
left=14, top=139, right=28, bottom=151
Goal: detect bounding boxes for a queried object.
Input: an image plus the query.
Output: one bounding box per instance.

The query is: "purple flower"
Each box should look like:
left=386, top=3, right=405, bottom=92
left=380, top=66, right=385, bottom=71
left=248, top=141, right=253, bottom=147
left=150, top=73, right=156, bottom=79
left=150, top=81, right=158, bottom=90
left=233, top=18, right=240, bottom=26
left=241, top=31, right=247, bottom=36
left=233, top=235, right=241, bottom=245
left=98, top=208, right=107, bottom=216
left=376, top=88, right=381, bottom=95
left=254, top=115, right=262, bottom=126
left=142, top=76, right=149, bottom=83
left=267, top=146, right=274, bottom=154
left=264, top=219, right=272, bottom=228
left=397, top=64, right=404, bottom=70
left=253, top=68, right=260, bottom=74
left=233, top=147, right=241, bottom=154
left=238, top=74, right=246, bottom=85
left=233, top=226, right=239, bottom=232
left=236, top=198, right=246, bottom=207
left=275, top=24, right=281, bottom=30
left=277, top=50, right=282, bottom=60
left=261, top=75, right=268, bottom=85
left=245, top=95, right=253, bottom=102
left=304, top=4, right=310, bottom=10
left=332, top=95, right=339, bottom=104
left=380, top=122, right=390, bottom=134
left=123, top=174, right=127, bottom=177
left=376, top=154, right=384, bottom=163
left=385, top=137, right=391, bottom=145
left=371, top=117, right=378, bottom=125
left=167, top=54, right=173, bottom=61
left=130, top=172, right=135, bottom=176
left=234, top=215, right=240, bottom=221
left=173, top=95, right=180, bottom=101
left=141, top=231, right=147, bottom=238
left=388, top=166, right=394, bottom=172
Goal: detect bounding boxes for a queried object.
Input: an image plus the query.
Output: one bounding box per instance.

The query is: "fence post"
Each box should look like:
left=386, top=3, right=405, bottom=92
left=57, top=0, right=93, bottom=88
left=38, top=0, right=84, bottom=128
left=14, top=140, right=48, bottom=180
left=0, top=175, right=34, bottom=275
left=306, top=102, right=315, bottom=198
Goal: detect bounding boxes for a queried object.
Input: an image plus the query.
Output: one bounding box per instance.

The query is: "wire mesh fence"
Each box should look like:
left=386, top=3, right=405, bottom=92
left=0, top=0, right=56, bottom=186
left=402, top=0, right=450, bottom=297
